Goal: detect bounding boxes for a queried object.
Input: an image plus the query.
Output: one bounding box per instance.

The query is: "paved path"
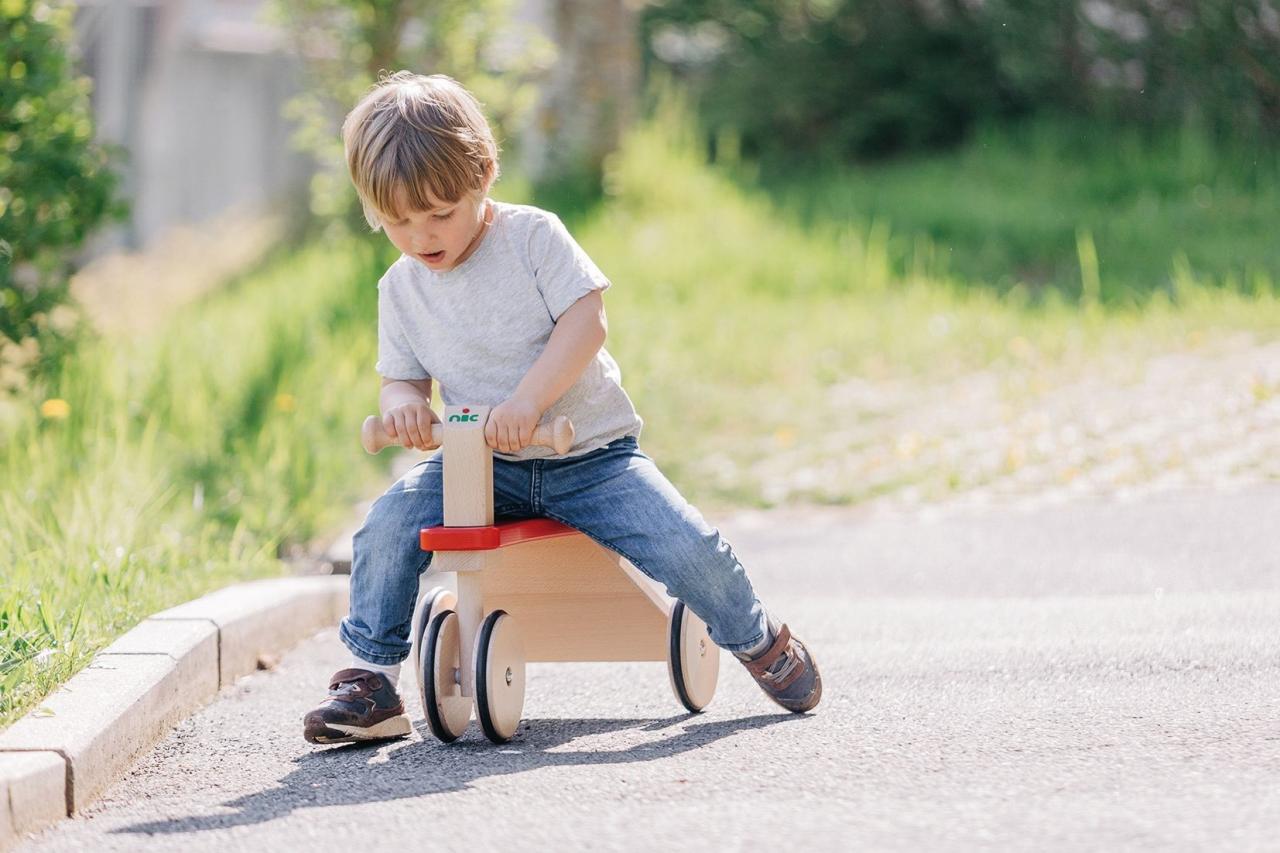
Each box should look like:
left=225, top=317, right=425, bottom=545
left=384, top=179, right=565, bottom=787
left=19, top=487, right=1280, bottom=851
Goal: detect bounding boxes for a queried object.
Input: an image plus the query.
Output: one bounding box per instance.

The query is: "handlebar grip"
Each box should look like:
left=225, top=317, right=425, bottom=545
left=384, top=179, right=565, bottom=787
left=362, top=414, right=575, bottom=455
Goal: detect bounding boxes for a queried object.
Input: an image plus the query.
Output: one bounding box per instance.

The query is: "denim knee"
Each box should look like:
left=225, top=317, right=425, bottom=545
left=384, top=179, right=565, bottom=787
left=352, top=490, right=436, bottom=577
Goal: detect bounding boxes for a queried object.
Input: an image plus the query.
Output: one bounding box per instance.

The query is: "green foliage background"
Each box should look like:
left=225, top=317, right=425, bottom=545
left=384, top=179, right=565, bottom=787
left=644, top=0, right=1280, bottom=161
left=0, top=0, right=125, bottom=391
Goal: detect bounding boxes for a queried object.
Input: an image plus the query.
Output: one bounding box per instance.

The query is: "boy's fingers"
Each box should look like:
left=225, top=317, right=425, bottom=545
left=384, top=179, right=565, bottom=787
left=397, top=413, right=414, bottom=447
left=383, top=413, right=398, bottom=438
left=415, top=410, right=434, bottom=449
left=405, top=415, right=426, bottom=449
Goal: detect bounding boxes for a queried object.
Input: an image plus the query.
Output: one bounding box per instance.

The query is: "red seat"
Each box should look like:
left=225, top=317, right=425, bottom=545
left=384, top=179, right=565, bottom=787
left=420, top=518, right=580, bottom=552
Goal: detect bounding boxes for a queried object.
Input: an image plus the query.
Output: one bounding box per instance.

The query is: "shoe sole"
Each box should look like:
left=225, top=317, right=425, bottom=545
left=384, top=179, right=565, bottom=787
left=305, top=714, right=412, bottom=744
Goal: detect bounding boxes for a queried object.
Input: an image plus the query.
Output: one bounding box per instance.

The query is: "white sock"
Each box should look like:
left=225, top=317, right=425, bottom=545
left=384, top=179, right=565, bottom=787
left=734, top=615, right=780, bottom=661
left=351, top=655, right=401, bottom=688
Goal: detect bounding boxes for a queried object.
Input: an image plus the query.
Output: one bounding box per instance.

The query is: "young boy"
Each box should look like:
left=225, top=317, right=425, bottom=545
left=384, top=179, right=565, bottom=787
left=304, top=71, right=822, bottom=744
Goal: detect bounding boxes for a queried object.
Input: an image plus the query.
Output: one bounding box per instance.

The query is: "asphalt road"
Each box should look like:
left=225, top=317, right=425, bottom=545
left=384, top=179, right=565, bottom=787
left=19, top=486, right=1280, bottom=852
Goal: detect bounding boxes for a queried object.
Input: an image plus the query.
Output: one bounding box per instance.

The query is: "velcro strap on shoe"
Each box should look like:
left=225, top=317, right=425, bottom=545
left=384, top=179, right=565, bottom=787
left=743, top=624, right=793, bottom=679
left=328, top=668, right=379, bottom=692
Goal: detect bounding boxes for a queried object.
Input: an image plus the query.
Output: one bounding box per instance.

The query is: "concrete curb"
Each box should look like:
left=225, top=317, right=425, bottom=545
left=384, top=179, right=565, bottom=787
left=0, top=575, right=348, bottom=850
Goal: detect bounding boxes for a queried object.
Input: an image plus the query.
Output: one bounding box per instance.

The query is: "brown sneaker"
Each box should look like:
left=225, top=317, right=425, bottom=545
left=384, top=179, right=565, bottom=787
left=739, top=624, right=822, bottom=713
left=303, top=668, right=412, bottom=744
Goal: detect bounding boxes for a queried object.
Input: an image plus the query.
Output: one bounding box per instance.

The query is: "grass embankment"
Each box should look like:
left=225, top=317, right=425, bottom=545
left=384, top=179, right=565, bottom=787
left=4, top=104, right=1279, bottom=728
left=578, top=108, right=1280, bottom=505
left=1, top=242, right=395, bottom=728
left=760, top=118, right=1280, bottom=303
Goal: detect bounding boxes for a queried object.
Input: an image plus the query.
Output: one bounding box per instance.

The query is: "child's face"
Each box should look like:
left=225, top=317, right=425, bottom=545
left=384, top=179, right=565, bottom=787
left=381, top=185, right=490, bottom=273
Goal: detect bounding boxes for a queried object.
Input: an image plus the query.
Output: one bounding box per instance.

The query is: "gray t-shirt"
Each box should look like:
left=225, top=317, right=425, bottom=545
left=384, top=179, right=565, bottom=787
left=375, top=200, right=643, bottom=460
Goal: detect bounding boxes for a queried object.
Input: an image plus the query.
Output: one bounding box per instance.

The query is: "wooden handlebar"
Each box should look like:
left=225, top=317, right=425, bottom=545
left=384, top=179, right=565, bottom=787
left=361, top=414, right=575, bottom=456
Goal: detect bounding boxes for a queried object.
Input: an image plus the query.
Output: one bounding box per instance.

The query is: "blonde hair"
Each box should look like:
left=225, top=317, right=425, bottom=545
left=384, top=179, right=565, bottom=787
left=342, top=71, right=500, bottom=231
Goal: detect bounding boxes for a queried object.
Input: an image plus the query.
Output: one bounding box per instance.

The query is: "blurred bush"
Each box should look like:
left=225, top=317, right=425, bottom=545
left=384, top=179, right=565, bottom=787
left=645, top=0, right=1011, bottom=159
left=644, top=0, right=1280, bottom=161
left=0, top=0, right=126, bottom=395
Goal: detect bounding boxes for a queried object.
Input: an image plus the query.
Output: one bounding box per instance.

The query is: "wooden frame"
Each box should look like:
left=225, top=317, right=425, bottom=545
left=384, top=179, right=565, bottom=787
left=365, top=403, right=719, bottom=740
left=425, top=405, right=674, bottom=698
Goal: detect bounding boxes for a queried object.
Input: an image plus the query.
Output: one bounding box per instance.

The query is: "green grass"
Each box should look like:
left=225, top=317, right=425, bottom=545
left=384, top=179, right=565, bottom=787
left=571, top=101, right=1280, bottom=504
left=757, top=118, right=1280, bottom=304
left=4, top=98, right=1280, bottom=728
left=0, top=239, right=397, bottom=728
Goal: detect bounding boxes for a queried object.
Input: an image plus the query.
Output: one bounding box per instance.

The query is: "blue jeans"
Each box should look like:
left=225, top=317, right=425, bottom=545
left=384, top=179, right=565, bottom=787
left=338, top=436, right=770, bottom=665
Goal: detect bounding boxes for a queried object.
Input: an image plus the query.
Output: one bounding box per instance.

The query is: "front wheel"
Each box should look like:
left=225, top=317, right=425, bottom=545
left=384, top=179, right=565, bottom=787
left=474, top=610, right=526, bottom=743
left=667, top=600, right=719, bottom=713
left=421, top=609, right=472, bottom=742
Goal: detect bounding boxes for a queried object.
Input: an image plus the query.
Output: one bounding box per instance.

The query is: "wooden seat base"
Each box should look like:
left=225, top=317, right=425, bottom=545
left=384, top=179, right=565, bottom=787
left=421, top=519, right=670, bottom=663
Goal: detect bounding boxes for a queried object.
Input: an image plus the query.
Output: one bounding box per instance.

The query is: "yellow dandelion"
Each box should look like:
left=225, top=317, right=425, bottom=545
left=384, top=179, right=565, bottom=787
left=274, top=393, right=297, bottom=413
left=40, top=398, right=71, bottom=419
left=895, top=432, right=920, bottom=459
left=772, top=426, right=796, bottom=448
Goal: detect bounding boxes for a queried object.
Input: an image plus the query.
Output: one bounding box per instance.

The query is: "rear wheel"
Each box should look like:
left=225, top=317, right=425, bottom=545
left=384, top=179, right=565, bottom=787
left=410, top=585, right=455, bottom=698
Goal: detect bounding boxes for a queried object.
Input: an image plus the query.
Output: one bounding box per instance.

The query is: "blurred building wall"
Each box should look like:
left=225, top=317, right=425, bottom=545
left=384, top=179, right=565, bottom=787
left=72, top=0, right=312, bottom=258
left=68, top=0, right=640, bottom=259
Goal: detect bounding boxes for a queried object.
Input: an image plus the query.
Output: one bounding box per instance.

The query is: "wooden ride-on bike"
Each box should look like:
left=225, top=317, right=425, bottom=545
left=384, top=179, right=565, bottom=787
left=362, top=404, right=720, bottom=744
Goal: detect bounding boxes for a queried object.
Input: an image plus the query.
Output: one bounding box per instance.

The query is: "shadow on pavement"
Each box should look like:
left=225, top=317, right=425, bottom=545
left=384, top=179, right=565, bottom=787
left=114, top=712, right=804, bottom=835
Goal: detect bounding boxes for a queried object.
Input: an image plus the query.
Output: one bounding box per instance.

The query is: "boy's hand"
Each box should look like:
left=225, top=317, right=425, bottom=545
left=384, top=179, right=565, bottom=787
left=382, top=402, right=440, bottom=451
left=485, top=397, right=543, bottom=453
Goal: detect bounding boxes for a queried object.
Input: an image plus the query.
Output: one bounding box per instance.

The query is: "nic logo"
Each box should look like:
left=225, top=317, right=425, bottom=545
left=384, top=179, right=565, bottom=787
left=447, top=407, right=480, bottom=423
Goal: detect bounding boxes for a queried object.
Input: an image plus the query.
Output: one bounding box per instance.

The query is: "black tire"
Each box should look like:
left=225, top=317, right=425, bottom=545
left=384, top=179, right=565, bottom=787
left=668, top=600, right=704, bottom=714
left=412, top=587, right=451, bottom=656
left=412, top=587, right=452, bottom=721
left=421, top=609, right=463, bottom=743
left=475, top=609, right=513, bottom=744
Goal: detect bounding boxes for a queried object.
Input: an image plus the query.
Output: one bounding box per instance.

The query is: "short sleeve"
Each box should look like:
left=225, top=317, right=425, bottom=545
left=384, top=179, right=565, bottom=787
left=375, top=282, right=430, bottom=380
left=528, top=212, right=611, bottom=321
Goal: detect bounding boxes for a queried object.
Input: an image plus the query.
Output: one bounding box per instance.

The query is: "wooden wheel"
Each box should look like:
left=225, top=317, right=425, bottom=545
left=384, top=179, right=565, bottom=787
left=411, top=586, right=455, bottom=706
left=667, top=600, right=719, bottom=713
left=411, top=586, right=455, bottom=681
left=474, top=610, right=526, bottom=743
left=421, top=610, right=472, bottom=742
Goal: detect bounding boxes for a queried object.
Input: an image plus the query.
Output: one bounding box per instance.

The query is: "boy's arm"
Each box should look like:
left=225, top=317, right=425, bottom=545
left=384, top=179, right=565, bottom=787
left=485, top=290, right=606, bottom=453
left=381, top=376, right=439, bottom=450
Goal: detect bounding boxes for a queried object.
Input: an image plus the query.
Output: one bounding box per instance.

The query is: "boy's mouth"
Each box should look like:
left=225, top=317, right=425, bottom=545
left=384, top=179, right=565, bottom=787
left=420, top=250, right=445, bottom=264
